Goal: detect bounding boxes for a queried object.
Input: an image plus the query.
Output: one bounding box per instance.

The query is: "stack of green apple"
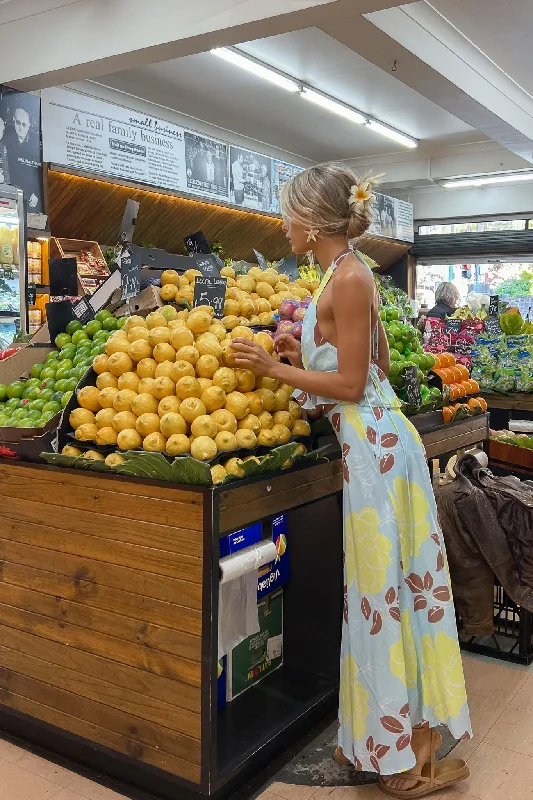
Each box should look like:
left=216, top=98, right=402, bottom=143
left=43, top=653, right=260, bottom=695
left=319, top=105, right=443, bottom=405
left=379, top=306, right=440, bottom=409
left=0, top=309, right=125, bottom=430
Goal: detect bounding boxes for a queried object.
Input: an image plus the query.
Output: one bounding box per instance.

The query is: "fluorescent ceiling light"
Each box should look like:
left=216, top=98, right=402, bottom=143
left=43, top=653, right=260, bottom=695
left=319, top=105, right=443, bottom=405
left=210, top=48, right=300, bottom=92
left=443, top=172, right=533, bottom=188
left=366, top=120, right=418, bottom=149
left=301, top=88, right=367, bottom=125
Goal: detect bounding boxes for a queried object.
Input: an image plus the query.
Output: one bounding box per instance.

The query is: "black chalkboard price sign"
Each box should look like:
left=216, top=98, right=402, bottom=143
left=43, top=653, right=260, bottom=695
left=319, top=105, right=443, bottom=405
left=404, top=365, right=422, bottom=407
left=192, top=254, right=221, bottom=278
left=484, top=316, right=502, bottom=336
left=71, top=295, right=95, bottom=325
left=253, top=249, right=268, bottom=270
left=27, top=283, right=36, bottom=306
left=184, top=230, right=211, bottom=255
left=120, top=246, right=141, bottom=301
left=445, top=318, right=462, bottom=334
left=489, top=295, right=500, bottom=316
left=193, top=276, right=227, bottom=319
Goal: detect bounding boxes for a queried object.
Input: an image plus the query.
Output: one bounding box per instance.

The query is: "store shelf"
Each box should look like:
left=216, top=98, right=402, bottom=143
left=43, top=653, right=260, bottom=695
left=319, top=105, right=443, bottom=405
left=482, top=392, right=533, bottom=412
left=217, top=667, right=337, bottom=783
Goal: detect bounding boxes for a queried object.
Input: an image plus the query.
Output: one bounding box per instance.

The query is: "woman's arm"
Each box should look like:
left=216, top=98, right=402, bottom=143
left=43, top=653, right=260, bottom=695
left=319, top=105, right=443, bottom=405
left=232, top=269, right=374, bottom=404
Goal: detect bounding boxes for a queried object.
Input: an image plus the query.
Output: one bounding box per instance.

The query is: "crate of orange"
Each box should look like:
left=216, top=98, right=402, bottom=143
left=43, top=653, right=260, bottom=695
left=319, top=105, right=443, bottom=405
left=431, top=353, right=479, bottom=400
left=442, top=396, right=487, bottom=424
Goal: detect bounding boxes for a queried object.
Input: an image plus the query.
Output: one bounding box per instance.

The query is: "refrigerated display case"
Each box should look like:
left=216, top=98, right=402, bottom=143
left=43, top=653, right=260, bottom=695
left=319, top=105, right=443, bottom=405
left=0, top=184, right=27, bottom=343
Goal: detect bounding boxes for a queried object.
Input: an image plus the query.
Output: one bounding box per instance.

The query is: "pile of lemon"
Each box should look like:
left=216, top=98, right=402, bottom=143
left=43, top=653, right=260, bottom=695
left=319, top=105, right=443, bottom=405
left=159, top=266, right=319, bottom=329
left=65, top=305, right=311, bottom=483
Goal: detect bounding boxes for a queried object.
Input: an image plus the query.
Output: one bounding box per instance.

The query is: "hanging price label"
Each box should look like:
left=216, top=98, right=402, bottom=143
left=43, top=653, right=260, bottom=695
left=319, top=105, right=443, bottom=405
left=27, top=283, right=36, bottom=306
left=193, top=276, right=227, bottom=319
left=404, top=365, right=422, bottom=407
left=489, top=295, right=500, bottom=316
left=71, top=295, right=95, bottom=325
left=119, top=246, right=141, bottom=300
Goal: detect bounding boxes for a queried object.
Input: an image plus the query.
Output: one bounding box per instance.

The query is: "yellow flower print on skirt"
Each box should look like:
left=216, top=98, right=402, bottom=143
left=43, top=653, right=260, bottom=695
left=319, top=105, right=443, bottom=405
left=340, top=653, right=369, bottom=741
left=345, top=508, right=392, bottom=595
left=421, top=632, right=468, bottom=720
left=389, top=610, right=418, bottom=689
left=389, top=477, right=431, bottom=574
left=345, top=404, right=367, bottom=440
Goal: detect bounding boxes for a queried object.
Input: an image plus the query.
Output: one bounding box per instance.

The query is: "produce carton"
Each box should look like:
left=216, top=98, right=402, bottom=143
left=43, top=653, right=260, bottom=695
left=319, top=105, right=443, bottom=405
left=114, top=285, right=163, bottom=318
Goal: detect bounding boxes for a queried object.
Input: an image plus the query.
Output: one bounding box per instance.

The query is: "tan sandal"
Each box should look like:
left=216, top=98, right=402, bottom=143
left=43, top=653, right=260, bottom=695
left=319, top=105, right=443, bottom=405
left=378, top=728, right=469, bottom=798
left=334, top=746, right=352, bottom=766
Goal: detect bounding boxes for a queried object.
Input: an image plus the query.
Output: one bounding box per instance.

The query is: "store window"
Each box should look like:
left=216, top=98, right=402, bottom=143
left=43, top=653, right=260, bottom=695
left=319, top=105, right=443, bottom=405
left=418, top=220, right=527, bottom=235
left=416, top=262, right=533, bottom=308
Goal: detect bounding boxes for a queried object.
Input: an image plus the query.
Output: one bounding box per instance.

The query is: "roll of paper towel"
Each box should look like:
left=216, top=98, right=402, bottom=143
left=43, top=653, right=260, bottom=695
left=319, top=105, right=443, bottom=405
left=219, top=540, right=277, bottom=584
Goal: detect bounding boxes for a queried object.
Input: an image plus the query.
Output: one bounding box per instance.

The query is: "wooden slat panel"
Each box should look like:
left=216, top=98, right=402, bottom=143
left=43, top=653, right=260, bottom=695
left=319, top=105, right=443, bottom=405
left=0, top=690, right=200, bottom=783
left=424, top=429, right=488, bottom=459
left=0, top=516, right=202, bottom=584
left=0, top=559, right=201, bottom=635
left=0, top=623, right=200, bottom=714
left=0, top=644, right=200, bottom=742
left=0, top=467, right=203, bottom=531
left=0, top=583, right=201, bottom=662
left=421, top=415, right=487, bottom=446
left=0, top=603, right=201, bottom=687
left=218, top=460, right=343, bottom=532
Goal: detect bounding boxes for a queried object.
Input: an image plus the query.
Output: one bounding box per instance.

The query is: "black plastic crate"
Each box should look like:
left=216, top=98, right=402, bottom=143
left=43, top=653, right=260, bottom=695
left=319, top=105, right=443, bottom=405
left=459, top=582, right=533, bottom=665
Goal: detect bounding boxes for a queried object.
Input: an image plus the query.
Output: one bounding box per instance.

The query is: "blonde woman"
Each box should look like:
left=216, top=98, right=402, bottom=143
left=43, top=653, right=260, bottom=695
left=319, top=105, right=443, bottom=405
left=231, top=163, right=471, bottom=799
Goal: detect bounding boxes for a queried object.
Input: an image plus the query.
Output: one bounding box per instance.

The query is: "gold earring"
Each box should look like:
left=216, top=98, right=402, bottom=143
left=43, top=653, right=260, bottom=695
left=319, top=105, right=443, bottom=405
left=305, top=228, right=319, bottom=243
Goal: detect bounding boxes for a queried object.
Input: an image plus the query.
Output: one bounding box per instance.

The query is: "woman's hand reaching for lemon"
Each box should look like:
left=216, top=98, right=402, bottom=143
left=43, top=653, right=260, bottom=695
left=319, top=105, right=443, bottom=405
left=231, top=339, right=279, bottom=376
left=275, top=334, right=303, bottom=368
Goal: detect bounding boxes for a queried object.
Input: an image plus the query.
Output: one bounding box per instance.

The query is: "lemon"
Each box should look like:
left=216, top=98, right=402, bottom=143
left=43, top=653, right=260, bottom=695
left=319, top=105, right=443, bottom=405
left=196, top=355, right=220, bottom=379
left=273, top=410, right=292, bottom=429
left=96, top=371, right=118, bottom=390
left=198, top=377, right=213, bottom=393
left=143, top=431, right=167, bottom=452
left=196, top=336, right=222, bottom=360
left=78, top=386, right=101, bottom=413
left=271, top=423, right=292, bottom=444
left=105, top=335, right=130, bottom=356
left=256, top=387, right=275, bottom=412
left=96, top=426, right=118, bottom=446
left=220, top=343, right=237, bottom=367
left=124, top=315, right=147, bottom=332
left=161, top=305, right=178, bottom=323
left=180, top=397, right=206, bottom=424
left=238, top=413, right=261, bottom=434
left=184, top=268, right=203, bottom=283
left=153, top=343, right=176, bottom=364
left=210, top=464, right=227, bottom=484
left=113, top=411, right=138, bottom=433
left=176, top=345, right=199, bottom=366
left=84, top=450, right=105, bottom=461
left=168, top=318, right=187, bottom=330
left=213, top=367, right=237, bottom=394
left=220, top=266, right=235, bottom=279
left=280, top=383, right=295, bottom=396
left=256, top=281, right=275, bottom=299
left=131, top=393, right=159, bottom=416
left=176, top=307, right=190, bottom=319
left=70, top=407, right=95, bottom=429
left=235, top=429, right=257, bottom=449
left=187, top=311, right=211, bottom=335
left=136, top=358, right=158, bottom=379
left=245, top=391, right=263, bottom=415
left=201, top=386, right=226, bottom=413
left=118, top=372, right=140, bottom=392
left=222, top=315, right=240, bottom=330
left=95, top=408, right=116, bottom=429
left=127, top=326, right=150, bottom=343
left=128, top=340, right=152, bottom=363
left=258, top=410, right=273, bottom=429
left=240, top=299, right=255, bottom=318
left=211, top=408, right=237, bottom=433
left=191, top=436, right=217, bottom=461
left=137, top=377, right=156, bottom=395
left=62, top=445, right=82, bottom=456
left=292, top=419, right=311, bottom=436
left=256, top=376, right=279, bottom=392
left=224, top=457, right=245, bottom=477
left=166, top=433, right=191, bottom=456
left=158, top=396, right=181, bottom=416
left=93, top=354, right=110, bottom=374
left=146, top=312, right=167, bottom=330
left=106, top=452, right=126, bottom=467
left=152, top=376, right=175, bottom=400
left=148, top=326, right=170, bottom=347
left=234, top=369, right=255, bottom=393
left=98, top=387, right=119, bottom=409
left=257, top=428, right=277, bottom=447
left=256, top=298, right=272, bottom=314
left=273, top=389, right=290, bottom=412
left=209, top=324, right=227, bottom=342
left=224, top=298, right=240, bottom=317
left=176, top=376, right=201, bottom=400
left=170, top=360, right=195, bottom=383
left=258, top=311, right=275, bottom=325
left=160, top=284, right=178, bottom=302
left=117, top=428, right=142, bottom=450
left=108, top=352, right=134, bottom=377
left=169, top=327, right=194, bottom=350
left=113, top=389, right=137, bottom=413
left=215, top=431, right=237, bottom=452
left=161, top=269, right=180, bottom=286
left=254, top=332, right=274, bottom=354
left=288, top=400, right=302, bottom=422
left=160, top=412, right=187, bottom=438
left=225, top=391, right=250, bottom=420
left=191, top=415, right=217, bottom=439
left=136, top=413, right=161, bottom=436
left=75, top=423, right=98, bottom=441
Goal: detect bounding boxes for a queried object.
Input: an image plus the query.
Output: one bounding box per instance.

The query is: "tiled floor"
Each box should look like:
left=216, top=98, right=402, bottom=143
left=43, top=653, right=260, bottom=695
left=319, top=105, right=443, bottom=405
left=0, top=653, right=532, bottom=799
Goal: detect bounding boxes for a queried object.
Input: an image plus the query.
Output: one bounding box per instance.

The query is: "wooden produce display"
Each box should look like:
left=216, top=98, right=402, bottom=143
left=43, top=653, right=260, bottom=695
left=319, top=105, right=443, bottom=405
left=0, top=457, right=343, bottom=799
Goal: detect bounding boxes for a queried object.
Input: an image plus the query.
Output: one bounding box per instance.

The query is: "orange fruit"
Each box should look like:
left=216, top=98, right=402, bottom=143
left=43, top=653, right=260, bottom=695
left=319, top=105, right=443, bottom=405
left=456, top=364, right=470, bottom=380
left=469, top=379, right=480, bottom=393
left=478, top=397, right=487, bottom=413
left=442, top=406, right=455, bottom=424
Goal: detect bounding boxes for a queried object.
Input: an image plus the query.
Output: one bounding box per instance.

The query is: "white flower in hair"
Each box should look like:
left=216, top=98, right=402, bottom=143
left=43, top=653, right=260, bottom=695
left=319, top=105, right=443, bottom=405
left=348, top=181, right=375, bottom=211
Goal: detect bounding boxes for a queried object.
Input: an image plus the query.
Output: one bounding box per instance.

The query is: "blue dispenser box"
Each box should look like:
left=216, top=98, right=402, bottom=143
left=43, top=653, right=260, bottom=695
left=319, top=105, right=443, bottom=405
left=219, top=522, right=262, bottom=558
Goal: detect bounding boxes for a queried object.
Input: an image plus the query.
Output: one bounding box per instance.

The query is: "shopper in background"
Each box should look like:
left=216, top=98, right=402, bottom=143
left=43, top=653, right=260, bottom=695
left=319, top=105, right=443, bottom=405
left=427, top=281, right=460, bottom=319
left=231, top=162, right=471, bottom=799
